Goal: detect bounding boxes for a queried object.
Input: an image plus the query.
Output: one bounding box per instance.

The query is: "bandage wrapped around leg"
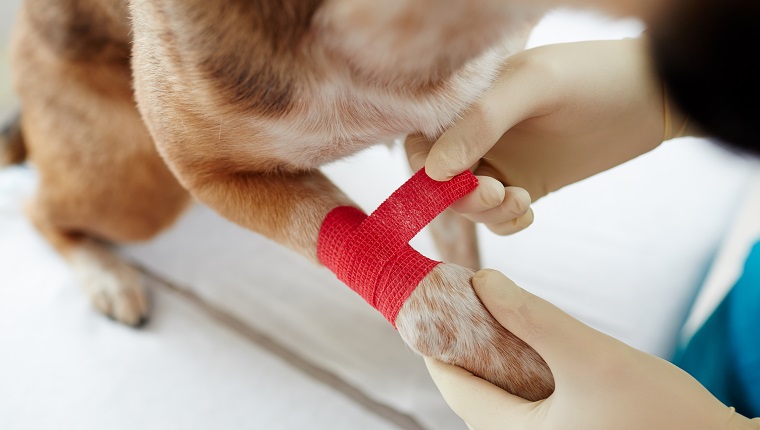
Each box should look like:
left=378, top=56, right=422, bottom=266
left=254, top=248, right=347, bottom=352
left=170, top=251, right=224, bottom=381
left=318, top=168, right=554, bottom=401
left=317, top=168, right=478, bottom=326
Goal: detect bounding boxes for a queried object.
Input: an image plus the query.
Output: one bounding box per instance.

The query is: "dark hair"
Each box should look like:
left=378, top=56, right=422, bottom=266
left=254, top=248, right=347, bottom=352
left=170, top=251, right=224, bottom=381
left=649, top=0, right=760, bottom=154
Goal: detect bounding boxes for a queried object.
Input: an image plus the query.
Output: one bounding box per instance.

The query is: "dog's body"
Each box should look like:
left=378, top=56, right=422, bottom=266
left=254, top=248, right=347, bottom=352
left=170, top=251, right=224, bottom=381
left=6, top=0, right=554, bottom=399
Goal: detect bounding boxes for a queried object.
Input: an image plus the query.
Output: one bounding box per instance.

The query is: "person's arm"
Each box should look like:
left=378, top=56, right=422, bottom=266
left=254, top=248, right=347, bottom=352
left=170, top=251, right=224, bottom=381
left=406, top=37, right=700, bottom=235
left=425, top=269, right=760, bottom=430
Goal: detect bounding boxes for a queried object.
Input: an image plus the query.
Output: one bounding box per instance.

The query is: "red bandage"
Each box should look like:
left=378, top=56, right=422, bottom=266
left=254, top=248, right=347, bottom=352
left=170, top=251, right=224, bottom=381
left=317, top=168, right=478, bottom=326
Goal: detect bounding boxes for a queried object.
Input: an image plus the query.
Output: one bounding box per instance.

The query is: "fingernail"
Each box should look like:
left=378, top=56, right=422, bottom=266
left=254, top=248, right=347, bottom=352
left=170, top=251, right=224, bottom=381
left=477, top=177, right=506, bottom=208
left=425, top=169, right=451, bottom=182
left=472, top=269, right=500, bottom=289
left=473, top=269, right=521, bottom=301
left=409, top=153, right=427, bottom=172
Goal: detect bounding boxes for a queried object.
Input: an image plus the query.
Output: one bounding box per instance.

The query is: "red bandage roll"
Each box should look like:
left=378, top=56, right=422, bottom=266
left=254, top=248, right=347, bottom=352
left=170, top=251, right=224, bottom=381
left=317, top=168, right=478, bottom=326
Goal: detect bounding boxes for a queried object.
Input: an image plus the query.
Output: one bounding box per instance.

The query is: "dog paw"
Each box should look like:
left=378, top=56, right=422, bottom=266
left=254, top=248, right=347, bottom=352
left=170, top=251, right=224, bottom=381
left=396, top=263, right=554, bottom=401
left=70, top=241, right=150, bottom=327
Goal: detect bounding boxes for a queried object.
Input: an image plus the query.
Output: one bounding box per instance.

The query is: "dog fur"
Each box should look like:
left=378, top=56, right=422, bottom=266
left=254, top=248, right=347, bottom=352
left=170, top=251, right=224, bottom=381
left=8, top=0, right=554, bottom=400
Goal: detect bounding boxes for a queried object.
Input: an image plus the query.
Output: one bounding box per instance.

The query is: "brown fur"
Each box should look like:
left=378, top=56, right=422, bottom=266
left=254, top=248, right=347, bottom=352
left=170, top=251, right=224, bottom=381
left=8, top=0, right=554, bottom=398
left=0, top=112, right=25, bottom=166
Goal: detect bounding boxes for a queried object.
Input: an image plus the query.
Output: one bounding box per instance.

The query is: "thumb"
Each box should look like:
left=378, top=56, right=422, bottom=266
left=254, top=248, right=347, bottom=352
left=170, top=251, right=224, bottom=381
left=423, top=62, right=542, bottom=181
left=472, top=269, right=621, bottom=381
left=404, top=133, right=435, bottom=172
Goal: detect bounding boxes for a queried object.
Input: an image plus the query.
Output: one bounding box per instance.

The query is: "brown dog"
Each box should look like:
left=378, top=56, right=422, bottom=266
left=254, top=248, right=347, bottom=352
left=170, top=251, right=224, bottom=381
left=6, top=0, right=554, bottom=400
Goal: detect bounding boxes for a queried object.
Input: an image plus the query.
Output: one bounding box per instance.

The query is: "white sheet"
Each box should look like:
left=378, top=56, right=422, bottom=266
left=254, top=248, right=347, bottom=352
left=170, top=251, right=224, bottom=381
left=0, top=166, right=408, bottom=430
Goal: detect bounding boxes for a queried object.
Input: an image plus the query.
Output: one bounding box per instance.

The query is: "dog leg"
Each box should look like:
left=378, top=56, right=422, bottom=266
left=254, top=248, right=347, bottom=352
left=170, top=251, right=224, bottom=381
left=11, top=1, right=189, bottom=325
left=70, top=241, right=149, bottom=327
left=429, top=209, right=482, bottom=270
left=30, top=215, right=150, bottom=327
left=135, top=152, right=553, bottom=397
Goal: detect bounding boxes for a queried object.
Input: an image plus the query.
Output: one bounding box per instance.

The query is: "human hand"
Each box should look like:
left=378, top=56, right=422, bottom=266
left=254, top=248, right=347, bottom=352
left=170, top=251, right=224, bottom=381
left=425, top=269, right=759, bottom=430
left=407, top=37, right=691, bottom=233
left=406, top=137, right=534, bottom=236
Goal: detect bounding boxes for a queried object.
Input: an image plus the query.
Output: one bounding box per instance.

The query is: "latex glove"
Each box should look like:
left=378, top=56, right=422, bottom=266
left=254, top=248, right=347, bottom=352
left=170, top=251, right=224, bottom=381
left=407, top=37, right=693, bottom=235
left=425, top=269, right=760, bottom=430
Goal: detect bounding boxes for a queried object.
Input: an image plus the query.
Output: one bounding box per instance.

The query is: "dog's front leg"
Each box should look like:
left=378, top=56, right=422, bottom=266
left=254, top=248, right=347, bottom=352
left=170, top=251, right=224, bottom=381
left=187, top=169, right=353, bottom=263
left=158, top=157, right=553, bottom=400
left=314, top=169, right=554, bottom=401
left=128, top=0, right=552, bottom=397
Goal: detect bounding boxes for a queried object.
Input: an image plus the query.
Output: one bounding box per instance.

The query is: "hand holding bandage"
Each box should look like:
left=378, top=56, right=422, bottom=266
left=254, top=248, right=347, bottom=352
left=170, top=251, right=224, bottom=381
left=407, top=38, right=695, bottom=230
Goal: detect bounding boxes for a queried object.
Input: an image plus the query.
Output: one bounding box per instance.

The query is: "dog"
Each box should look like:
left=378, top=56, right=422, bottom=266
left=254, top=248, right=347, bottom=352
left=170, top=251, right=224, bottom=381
left=3, top=0, right=554, bottom=400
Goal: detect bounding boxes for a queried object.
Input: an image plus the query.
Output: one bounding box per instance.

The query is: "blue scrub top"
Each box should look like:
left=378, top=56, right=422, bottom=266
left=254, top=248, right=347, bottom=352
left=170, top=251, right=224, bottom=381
left=673, top=240, right=760, bottom=417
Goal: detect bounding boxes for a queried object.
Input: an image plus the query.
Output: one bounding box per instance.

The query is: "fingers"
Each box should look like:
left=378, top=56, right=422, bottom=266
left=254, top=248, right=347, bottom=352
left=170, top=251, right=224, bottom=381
left=452, top=181, right=533, bottom=234
left=485, top=206, right=534, bottom=236
left=459, top=185, right=528, bottom=223
left=450, top=176, right=505, bottom=214
left=424, top=357, right=535, bottom=430
left=472, top=269, right=624, bottom=379
left=456, top=183, right=534, bottom=235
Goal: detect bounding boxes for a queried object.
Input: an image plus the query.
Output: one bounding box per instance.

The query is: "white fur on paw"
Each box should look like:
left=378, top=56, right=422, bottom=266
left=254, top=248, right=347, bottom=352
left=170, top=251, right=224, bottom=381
left=70, top=242, right=149, bottom=326
left=396, top=264, right=554, bottom=401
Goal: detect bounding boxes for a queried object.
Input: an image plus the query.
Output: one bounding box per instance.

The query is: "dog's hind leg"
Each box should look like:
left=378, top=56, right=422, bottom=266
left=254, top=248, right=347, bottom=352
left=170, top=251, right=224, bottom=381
left=28, top=218, right=152, bottom=327
left=10, top=1, right=190, bottom=326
